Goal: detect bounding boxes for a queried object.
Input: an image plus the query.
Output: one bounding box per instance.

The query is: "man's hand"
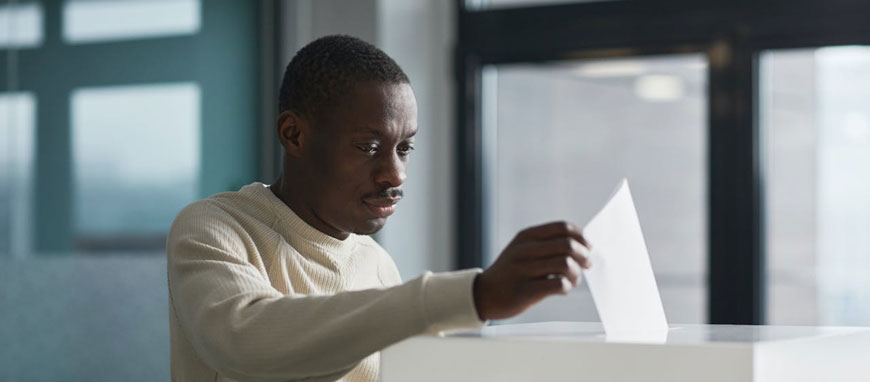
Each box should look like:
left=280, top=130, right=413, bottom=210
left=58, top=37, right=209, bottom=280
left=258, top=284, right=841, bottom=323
left=473, top=221, right=592, bottom=321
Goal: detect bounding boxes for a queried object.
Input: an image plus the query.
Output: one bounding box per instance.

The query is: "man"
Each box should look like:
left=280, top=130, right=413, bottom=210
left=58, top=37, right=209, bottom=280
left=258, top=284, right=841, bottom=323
left=167, top=35, right=591, bottom=382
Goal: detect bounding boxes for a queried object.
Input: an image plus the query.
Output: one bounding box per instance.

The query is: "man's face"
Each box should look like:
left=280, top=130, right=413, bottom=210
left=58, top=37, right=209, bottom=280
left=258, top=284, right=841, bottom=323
left=302, top=81, right=417, bottom=236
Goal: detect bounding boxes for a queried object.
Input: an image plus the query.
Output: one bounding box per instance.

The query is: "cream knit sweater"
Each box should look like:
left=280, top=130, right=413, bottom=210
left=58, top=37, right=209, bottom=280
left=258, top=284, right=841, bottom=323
left=166, top=182, right=485, bottom=382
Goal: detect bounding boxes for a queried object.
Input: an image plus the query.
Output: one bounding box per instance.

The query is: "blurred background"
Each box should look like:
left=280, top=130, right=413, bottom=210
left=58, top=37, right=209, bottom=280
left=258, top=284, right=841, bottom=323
left=2, top=0, right=870, bottom=380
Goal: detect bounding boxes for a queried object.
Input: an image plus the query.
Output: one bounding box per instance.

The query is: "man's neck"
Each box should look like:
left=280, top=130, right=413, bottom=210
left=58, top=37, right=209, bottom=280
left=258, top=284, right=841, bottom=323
left=269, top=176, right=350, bottom=240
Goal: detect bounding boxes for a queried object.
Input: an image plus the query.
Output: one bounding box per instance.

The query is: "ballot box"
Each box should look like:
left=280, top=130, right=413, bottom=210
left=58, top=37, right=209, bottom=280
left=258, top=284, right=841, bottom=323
left=381, top=321, right=870, bottom=382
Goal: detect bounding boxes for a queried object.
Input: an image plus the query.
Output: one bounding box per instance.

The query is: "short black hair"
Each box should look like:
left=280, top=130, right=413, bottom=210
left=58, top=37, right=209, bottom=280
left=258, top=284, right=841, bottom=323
left=278, top=35, right=410, bottom=120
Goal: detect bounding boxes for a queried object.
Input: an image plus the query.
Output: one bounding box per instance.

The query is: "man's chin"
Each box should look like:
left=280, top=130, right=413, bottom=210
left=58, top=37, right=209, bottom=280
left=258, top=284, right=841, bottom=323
left=353, top=218, right=388, bottom=236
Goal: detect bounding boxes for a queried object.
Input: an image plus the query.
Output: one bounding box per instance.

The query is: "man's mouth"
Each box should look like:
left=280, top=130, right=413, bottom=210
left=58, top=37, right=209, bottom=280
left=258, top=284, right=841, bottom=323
left=362, top=197, right=400, bottom=218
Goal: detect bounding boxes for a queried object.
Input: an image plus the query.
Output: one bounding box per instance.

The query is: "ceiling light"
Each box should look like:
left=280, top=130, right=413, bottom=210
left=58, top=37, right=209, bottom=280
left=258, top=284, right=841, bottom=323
left=634, top=74, right=685, bottom=102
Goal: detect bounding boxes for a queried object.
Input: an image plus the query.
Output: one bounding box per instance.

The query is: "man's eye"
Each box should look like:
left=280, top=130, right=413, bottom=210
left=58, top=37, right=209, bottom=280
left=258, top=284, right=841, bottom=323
left=359, top=144, right=378, bottom=154
left=398, top=144, right=415, bottom=156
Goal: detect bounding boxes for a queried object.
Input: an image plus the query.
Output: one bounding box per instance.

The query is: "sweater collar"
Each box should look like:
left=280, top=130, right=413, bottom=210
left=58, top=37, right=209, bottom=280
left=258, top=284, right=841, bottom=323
left=246, top=182, right=358, bottom=254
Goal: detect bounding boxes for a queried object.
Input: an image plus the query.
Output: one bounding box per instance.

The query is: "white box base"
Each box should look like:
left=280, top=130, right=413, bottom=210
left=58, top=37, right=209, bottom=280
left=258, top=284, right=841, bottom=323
left=381, top=322, right=870, bottom=382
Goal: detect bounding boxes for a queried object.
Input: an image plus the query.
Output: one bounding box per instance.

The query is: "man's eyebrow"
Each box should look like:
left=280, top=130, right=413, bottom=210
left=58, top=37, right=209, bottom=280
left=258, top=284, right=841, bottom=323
left=351, top=128, right=417, bottom=139
left=352, top=128, right=382, bottom=138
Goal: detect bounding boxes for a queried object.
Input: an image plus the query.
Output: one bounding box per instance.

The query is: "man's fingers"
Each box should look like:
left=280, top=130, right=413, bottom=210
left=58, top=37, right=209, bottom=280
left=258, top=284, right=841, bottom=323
left=526, top=277, right=572, bottom=300
left=513, top=221, right=591, bottom=249
left=525, top=255, right=582, bottom=286
left=511, top=237, right=591, bottom=269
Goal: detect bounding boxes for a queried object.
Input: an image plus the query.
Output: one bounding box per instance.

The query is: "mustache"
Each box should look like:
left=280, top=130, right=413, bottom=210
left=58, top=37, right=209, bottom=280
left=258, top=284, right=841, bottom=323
left=363, top=188, right=403, bottom=200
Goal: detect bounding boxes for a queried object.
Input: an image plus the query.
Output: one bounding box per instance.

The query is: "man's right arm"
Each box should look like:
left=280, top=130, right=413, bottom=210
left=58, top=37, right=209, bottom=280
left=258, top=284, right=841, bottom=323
left=168, top=204, right=590, bottom=382
left=167, top=204, right=484, bottom=382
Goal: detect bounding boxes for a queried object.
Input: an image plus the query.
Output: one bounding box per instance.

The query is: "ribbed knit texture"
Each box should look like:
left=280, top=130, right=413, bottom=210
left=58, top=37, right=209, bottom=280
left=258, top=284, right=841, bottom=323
left=166, top=182, right=485, bottom=382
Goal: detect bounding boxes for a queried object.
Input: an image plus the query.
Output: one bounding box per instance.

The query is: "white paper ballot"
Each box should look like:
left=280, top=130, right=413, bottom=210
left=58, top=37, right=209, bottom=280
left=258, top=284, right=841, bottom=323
left=581, top=179, right=669, bottom=341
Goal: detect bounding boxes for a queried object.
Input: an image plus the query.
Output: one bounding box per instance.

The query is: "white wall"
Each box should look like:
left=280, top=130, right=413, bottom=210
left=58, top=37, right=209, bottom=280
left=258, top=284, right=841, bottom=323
left=282, top=0, right=457, bottom=279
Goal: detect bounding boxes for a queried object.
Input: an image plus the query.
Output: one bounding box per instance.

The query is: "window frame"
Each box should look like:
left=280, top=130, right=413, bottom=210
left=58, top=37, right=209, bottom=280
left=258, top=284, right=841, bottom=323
left=0, top=0, right=265, bottom=254
left=454, top=0, right=870, bottom=324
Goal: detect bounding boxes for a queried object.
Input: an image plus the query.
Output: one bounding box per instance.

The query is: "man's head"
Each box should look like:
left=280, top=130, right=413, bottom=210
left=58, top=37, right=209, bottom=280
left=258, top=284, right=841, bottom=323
left=275, top=35, right=417, bottom=239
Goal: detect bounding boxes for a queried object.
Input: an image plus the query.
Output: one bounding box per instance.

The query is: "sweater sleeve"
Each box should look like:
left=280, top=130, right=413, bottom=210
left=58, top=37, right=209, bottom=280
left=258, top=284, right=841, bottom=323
left=166, top=202, right=485, bottom=382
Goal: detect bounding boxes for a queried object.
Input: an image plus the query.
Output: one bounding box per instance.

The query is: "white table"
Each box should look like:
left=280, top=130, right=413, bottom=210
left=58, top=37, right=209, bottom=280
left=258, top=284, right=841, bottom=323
left=381, top=321, right=870, bottom=382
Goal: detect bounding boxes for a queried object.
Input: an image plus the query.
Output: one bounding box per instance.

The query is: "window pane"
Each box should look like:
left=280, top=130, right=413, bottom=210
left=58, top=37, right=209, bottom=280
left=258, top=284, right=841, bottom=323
left=71, top=83, right=200, bottom=251
left=486, top=55, right=708, bottom=324
left=0, top=93, right=36, bottom=256
left=0, top=2, right=43, bottom=48
left=63, top=0, right=200, bottom=44
left=763, top=46, right=870, bottom=326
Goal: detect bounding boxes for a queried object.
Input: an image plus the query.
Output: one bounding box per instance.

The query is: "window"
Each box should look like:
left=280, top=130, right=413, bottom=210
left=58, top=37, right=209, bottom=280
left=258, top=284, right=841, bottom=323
left=0, top=2, right=42, bottom=48
left=1, top=0, right=261, bottom=255
left=763, top=46, right=870, bottom=326
left=63, top=0, right=201, bottom=44
left=71, top=83, right=200, bottom=251
left=0, top=92, right=36, bottom=256
left=485, top=55, right=708, bottom=324
left=457, top=0, right=870, bottom=324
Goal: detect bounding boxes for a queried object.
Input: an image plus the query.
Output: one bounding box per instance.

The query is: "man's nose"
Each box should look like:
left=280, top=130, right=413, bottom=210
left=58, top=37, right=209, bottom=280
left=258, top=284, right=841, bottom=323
left=374, top=153, right=406, bottom=188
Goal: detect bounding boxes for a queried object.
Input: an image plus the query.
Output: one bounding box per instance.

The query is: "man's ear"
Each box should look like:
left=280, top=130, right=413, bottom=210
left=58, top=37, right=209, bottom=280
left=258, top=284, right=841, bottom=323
left=276, top=110, right=308, bottom=158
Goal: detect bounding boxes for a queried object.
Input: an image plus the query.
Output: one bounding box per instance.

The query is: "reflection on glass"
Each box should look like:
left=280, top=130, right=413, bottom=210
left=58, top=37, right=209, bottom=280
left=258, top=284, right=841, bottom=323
left=63, top=0, right=200, bottom=44
left=0, top=2, right=43, bottom=48
left=486, top=54, right=708, bottom=324
left=0, top=93, right=35, bottom=257
left=763, top=46, right=870, bottom=326
left=71, top=83, right=200, bottom=251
